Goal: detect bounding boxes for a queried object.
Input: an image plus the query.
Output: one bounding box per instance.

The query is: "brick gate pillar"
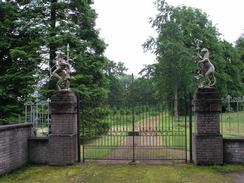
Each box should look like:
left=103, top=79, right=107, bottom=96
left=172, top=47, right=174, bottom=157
left=48, top=90, right=78, bottom=165
left=192, top=87, right=223, bottom=165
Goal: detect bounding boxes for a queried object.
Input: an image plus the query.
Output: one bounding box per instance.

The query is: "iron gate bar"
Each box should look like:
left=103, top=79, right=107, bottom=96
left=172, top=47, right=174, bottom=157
left=184, top=96, right=188, bottom=163
left=77, top=94, right=81, bottom=162
left=132, top=105, right=135, bottom=162
left=189, top=94, right=193, bottom=163
left=82, top=102, right=85, bottom=163
left=82, top=101, right=188, bottom=161
left=132, top=74, right=135, bottom=163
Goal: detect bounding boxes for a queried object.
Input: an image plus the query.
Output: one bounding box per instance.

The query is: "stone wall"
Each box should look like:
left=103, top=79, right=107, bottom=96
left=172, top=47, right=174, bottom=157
left=223, top=138, right=244, bottom=163
left=28, top=137, right=49, bottom=164
left=0, top=123, right=31, bottom=175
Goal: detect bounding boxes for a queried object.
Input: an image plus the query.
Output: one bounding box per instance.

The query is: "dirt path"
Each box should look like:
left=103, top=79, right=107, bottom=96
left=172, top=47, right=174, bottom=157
left=225, top=172, right=244, bottom=183
left=107, top=116, right=185, bottom=160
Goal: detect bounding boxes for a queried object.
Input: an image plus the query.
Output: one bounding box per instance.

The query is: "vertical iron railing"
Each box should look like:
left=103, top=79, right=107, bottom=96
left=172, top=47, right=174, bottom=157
left=24, top=99, right=51, bottom=136
left=131, top=74, right=135, bottom=163
left=81, top=99, right=85, bottom=163
left=77, top=94, right=81, bottom=163
left=81, top=102, right=188, bottom=161
left=189, top=94, right=193, bottom=163
left=221, top=96, right=244, bottom=137
left=184, top=95, right=187, bottom=163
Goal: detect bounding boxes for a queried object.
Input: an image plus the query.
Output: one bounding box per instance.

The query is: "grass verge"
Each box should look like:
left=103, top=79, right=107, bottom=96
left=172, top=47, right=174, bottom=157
left=1, top=164, right=244, bottom=183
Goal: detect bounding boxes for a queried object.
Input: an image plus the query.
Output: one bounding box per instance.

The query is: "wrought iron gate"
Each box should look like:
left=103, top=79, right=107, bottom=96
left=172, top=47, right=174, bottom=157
left=81, top=103, right=189, bottom=162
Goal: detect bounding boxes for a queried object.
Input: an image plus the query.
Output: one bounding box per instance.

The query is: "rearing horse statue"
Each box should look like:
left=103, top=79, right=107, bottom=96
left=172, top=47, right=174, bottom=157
left=50, top=45, right=71, bottom=91
left=194, top=41, right=216, bottom=87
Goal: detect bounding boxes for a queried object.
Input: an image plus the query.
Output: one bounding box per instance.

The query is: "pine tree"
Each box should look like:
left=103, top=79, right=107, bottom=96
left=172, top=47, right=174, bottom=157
left=0, top=1, right=41, bottom=124
left=33, top=0, right=109, bottom=138
left=0, top=0, right=109, bottom=133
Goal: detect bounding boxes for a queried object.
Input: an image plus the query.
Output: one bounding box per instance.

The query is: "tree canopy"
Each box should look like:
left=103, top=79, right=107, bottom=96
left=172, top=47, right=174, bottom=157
left=0, top=1, right=41, bottom=124
left=0, top=0, right=243, bottom=125
left=142, top=0, right=243, bottom=115
left=0, top=0, right=109, bottom=129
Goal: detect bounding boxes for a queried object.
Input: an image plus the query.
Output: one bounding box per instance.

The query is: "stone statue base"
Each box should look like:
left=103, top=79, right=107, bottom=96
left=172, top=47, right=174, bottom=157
left=48, top=90, right=78, bottom=165
left=192, top=87, right=223, bottom=165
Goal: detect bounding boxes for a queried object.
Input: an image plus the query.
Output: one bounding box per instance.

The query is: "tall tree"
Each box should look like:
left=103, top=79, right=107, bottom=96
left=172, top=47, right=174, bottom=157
left=41, top=0, right=109, bottom=139
left=0, top=1, right=41, bottom=124
left=105, top=60, right=128, bottom=106
left=0, top=0, right=110, bottom=135
left=221, top=40, right=243, bottom=96
left=129, top=77, right=158, bottom=105
left=144, top=0, right=243, bottom=116
left=235, top=34, right=244, bottom=86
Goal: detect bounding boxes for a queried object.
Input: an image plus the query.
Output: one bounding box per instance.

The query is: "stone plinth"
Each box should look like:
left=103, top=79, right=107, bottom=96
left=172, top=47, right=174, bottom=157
left=192, top=87, right=223, bottom=165
left=193, top=134, right=223, bottom=165
left=28, top=137, right=49, bottom=164
left=48, top=134, right=77, bottom=165
left=48, top=90, right=78, bottom=165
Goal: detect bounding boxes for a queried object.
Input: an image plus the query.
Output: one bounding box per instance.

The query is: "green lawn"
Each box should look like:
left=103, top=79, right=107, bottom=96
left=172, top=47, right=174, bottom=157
left=221, top=111, right=244, bottom=137
left=1, top=163, right=244, bottom=183
left=82, top=134, right=126, bottom=159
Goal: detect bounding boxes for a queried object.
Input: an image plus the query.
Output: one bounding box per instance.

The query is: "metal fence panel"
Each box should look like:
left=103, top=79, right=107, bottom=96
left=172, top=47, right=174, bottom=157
left=221, top=96, right=244, bottom=137
left=24, top=99, right=51, bottom=136
left=81, top=103, right=188, bottom=162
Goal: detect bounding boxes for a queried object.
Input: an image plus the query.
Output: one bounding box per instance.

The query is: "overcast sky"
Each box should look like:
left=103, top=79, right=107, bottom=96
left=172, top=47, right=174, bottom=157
left=93, top=0, right=244, bottom=75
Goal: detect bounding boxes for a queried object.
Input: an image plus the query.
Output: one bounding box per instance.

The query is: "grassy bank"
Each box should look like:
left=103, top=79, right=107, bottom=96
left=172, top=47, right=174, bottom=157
left=1, top=163, right=244, bottom=183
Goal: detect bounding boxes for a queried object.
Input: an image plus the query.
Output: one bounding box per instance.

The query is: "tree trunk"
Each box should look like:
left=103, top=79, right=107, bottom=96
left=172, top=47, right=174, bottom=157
left=49, top=0, right=57, bottom=72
